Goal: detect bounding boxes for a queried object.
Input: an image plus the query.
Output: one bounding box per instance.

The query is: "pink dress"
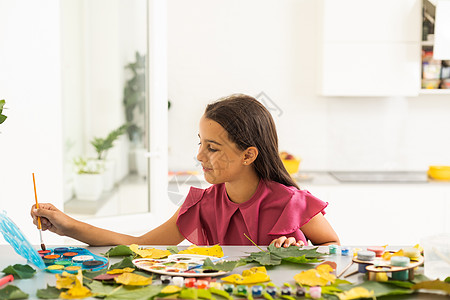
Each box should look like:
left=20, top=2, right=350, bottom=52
left=176, top=180, right=328, bottom=246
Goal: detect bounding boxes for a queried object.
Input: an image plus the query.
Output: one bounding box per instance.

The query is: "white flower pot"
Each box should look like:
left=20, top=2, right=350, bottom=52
left=95, top=159, right=116, bottom=191
left=73, top=173, right=103, bottom=201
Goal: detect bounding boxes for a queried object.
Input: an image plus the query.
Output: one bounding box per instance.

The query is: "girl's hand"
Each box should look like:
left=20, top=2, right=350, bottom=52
left=30, top=203, right=75, bottom=236
left=270, top=236, right=305, bottom=248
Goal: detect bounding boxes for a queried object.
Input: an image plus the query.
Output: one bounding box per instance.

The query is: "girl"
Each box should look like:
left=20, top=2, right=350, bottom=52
left=31, top=94, right=339, bottom=247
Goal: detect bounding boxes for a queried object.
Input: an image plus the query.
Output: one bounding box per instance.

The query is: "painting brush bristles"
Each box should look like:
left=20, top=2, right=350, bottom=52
left=32, top=173, right=46, bottom=251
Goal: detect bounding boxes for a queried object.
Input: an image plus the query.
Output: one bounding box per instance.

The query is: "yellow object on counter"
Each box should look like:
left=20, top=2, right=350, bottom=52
left=282, top=158, right=301, bottom=174
left=428, top=166, right=450, bottom=181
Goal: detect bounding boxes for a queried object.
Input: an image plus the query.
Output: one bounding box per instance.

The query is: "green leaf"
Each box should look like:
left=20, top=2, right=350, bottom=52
left=166, top=246, right=179, bottom=254
left=178, top=288, right=198, bottom=300
left=36, top=285, right=60, bottom=299
left=109, top=257, right=136, bottom=270
left=197, top=288, right=213, bottom=299
left=445, top=277, right=450, bottom=283
left=2, top=264, right=36, bottom=279
left=243, top=245, right=323, bottom=266
left=202, top=257, right=242, bottom=272
left=0, top=285, right=29, bottom=299
left=104, top=245, right=134, bottom=257
left=87, top=280, right=118, bottom=296
left=282, top=255, right=321, bottom=264
left=411, top=279, right=450, bottom=294
left=209, top=287, right=233, bottom=300
left=83, top=269, right=107, bottom=281
left=105, top=285, right=162, bottom=300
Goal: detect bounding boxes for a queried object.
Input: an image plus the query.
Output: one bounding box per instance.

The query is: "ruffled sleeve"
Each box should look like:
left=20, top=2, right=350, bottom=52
left=268, top=189, right=328, bottom=236
left=176, top=186, right=208, bottom=245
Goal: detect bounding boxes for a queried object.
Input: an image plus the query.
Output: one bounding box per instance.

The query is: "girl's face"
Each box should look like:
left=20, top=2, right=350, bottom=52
left=197, top=116, right=246, bottom=184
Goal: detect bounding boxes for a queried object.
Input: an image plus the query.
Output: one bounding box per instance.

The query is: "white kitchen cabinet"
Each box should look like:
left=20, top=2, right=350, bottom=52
left=319, top=0, right=422, bottom=96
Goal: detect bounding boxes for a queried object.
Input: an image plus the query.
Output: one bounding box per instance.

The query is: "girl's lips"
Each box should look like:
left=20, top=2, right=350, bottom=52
left=202, top=166, right=213, bottom=172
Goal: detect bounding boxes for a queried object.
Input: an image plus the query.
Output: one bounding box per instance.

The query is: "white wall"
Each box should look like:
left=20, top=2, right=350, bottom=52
left=167, top=0, right=450, bottom=172
left=0, top=0, right=64, bottom=245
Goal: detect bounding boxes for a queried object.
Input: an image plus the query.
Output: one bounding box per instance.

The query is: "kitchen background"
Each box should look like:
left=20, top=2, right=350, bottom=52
left=1, top=0, right=449, bottom=246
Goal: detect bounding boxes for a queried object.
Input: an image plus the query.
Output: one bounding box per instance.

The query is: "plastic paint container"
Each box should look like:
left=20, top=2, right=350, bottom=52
left=357, top=250, right=375, bottom=273
left=328, top=245, right=339, bottom=254
left=391, top=256, right=410, bottom=281
left=72, top=255, right=94, bottom=263
left=367, top=246, right=385, bottom=257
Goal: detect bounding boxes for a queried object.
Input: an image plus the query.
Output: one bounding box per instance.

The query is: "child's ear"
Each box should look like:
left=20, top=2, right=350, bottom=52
left=243, top=147, right=258, bottom=165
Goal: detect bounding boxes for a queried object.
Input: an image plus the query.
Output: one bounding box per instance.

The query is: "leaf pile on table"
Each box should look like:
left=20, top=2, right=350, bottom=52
left=0, top=245, right=449, bottom=299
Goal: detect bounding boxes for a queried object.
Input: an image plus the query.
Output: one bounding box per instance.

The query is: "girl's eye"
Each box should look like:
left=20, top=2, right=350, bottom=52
left=208, top=147, right=218, bottom=153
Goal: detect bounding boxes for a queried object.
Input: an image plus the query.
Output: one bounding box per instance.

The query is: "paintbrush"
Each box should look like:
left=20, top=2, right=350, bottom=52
left=32, top=173, right=46, bottom=251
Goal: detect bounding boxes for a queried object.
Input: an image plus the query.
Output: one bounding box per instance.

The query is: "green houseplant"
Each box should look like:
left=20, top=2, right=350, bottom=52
left=90, top=124, right=129, bottom=160
left=89, top=124, right=128, bottom=191
left=0, top=100, right=7, bottom=125
left=123, top=52, right=146, bottom=145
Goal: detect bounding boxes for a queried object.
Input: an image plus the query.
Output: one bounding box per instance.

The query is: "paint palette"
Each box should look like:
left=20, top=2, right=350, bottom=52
left=133, top=254, right=230, bottom=277
left=0, top=210, right=46, bottom=269
left=39, top=247, right=109, bottom=274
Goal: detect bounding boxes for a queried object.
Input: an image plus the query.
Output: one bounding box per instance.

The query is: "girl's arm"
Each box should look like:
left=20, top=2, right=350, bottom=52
left=31, top=203, right=184, bottom=246
left=300, top=213, right=340, bottom=246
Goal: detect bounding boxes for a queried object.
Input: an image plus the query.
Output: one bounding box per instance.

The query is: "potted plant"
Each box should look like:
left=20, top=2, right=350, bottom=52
left=90, top=124, right=128, bottom=191
left=72, top=157, right=104, bottom=201
left=123, top=53, right=171, bottom=177
left=0, top=100, right=7, bottom=126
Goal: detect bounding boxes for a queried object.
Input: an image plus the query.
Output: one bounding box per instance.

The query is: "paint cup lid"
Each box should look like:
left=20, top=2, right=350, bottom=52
left=0, top=211, right=46, bottom=269
left=391, top=256, right=410, bottom=267
left=82, top=260, right=104, bottom=267
left=72, top=255, right=94, bottom=263
left=357, top=250, right=376, bottom=261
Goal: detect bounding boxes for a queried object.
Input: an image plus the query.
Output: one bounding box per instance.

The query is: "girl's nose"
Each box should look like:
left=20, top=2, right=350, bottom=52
left=196, top=147, right=205, bottom=163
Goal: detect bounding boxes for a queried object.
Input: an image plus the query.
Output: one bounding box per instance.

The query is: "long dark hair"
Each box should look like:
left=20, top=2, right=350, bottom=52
left=204, top=94, right=299, bottom=189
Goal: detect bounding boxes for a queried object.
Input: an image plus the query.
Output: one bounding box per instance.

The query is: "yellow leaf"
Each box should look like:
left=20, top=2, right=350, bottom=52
left=222, top=266, right=270, bottom=284
left=294, top=265, right=336, bottom=286
left=114, top=272, right=152, bottom=286
left=129, top=244, right=171, bottom=258
left=56, top=272, right=77, bottom=290
left=414, top=244, right=424, bottom=253
left=375, top=272, right=389, bottom=282
left=337, top=287, right=374, bottom=300
left=60, top=270, right=93, bottom=299
left=178, top=244, right=224, bottom=257
left=242, top=266, right=266, bottom=277
left=161, top=285, right=182, bottom=294
left=107, top=267, right=135, bottom=274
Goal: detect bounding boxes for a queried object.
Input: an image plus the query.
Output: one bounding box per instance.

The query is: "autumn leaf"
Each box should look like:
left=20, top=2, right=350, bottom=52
left=59, top=270, right=92, bottom=299
left=86, top=281, right=118, bottom=297
left=36, top=285, right=60, bottom=299
left=178, top=244, right=224, bottom=257
left=294, top=264, right=336, bottom=286
left=109, top=257, right=136, bottom=270
left=160, top=285, right=182, bottom=294
left=202, top=257, right=242, bottom=272
left=114, top=272, right=152, bottom=286
left=129, top=244, right=171, bottom=259
left=2, top=264, right=36, bottom=279
left=107, top=267, right=135, bottom=274
left=0, top=285, right=29, bottom=299
left=104, top=286, right=162, bottom=300
left=243, top=244, right=323, bottom=266
left=339, top=281, right=414, bottom=298
left=104, top=245, right=134, bottom=257
left=166, top=246, right=179, bottom=254
left=337, top=287, right=375, bottom=300
left=221, top=266, right=270, bottom=284
left=411, top=279, right=450, bottom=294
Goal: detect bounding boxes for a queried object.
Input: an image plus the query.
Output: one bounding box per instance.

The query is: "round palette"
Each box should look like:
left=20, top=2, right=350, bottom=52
left=41, top=247, right=109, bottom=274
left=133, top=254, right=230, bottom=278
left=0, top=210, right=45, bottom=269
